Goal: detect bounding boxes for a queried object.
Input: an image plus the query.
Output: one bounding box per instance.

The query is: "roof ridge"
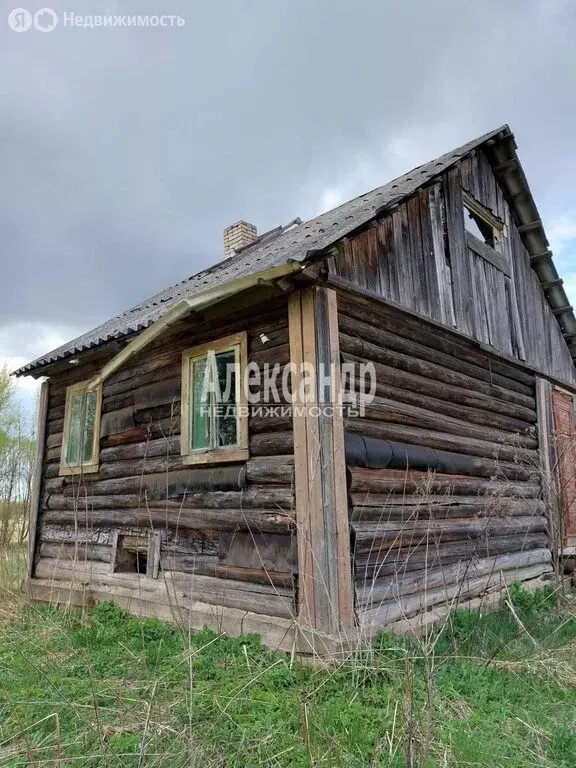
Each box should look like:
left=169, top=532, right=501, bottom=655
left=15, top=124, right=516, bottom=377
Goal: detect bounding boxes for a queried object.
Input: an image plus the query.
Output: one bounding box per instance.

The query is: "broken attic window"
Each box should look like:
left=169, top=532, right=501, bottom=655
left=464, top=205, right=497, bottom=248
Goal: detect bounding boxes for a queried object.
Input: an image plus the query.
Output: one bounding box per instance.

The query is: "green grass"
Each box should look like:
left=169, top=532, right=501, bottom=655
left=0, top=547, right=26, bottom=598
left=0, top=580, right=575, bottom=766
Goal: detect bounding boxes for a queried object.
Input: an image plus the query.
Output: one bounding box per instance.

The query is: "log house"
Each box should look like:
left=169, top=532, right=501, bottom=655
left=16, top=125, right=576, bottom=651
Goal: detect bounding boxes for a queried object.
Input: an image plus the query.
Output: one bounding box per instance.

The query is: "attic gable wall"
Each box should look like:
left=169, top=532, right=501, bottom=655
left=327, top=149, right=576, bottom=388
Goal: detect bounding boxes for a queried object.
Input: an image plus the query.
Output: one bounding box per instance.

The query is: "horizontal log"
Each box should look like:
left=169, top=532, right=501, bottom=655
left=104, top=363, right=181, bottom=399
left=340, top=333, right=535, bottom=409
left=350, top=495, right=546, bottom=522
left=46, top=432, right=63, bottom=450
left=102, top=392, right=135, bottom=414
left=47, top=405, right=65, bottom=422
left=159, top=552, right=219, bottom=577
left=33, top=560, right=295, bottom=618
left=342, top=352, right=536, bottom=423
left=46, top=446, right=61, bottom=462
left=36, top=557, right=111, bottom=579
left=99, top=436, right=181, bottom=463
left=353, top=516, right=548, bottom=550
left=214, top=564, right=294, bottom=588
left=50, top=467, right=245, bottom=497
left=356, top=548, right=551, bottom=607
left=249, top=431, right=293, bottom=456
left=47, top=418, right=64, bottom=436
left=345, top=418, right=537, bottom=463
left=165, top=570, right=295, bottom=617
left=360, top=396, right=537, bottom=450
left=42, top=506, right=295, bottom=533
left=338, top=313, right=535, bottom=396
left=335, top=288, right=535, bottom=386
left=46, top=455, right=294, bottom=491
left=47, top=488, right=294, bottom=511
left=350, top=378, right=537, bottom=437
left=354, top=533, right=549, bottom=579
left=249, top=326, right=290, bottom=354
left=359, top=562, right=553, bottom=628
left=250, top=413, right=293, bottom=434
left=100, top=419, right=179, bottom=449
left=245, top=455, right=294, bottom=485
left=345, top=432, right=537, bottom=480
left=347, top=468, right=541, bottom=498
left=39, top=542, right=112, bottom=563
left=167, top=568, right=294, bottom=597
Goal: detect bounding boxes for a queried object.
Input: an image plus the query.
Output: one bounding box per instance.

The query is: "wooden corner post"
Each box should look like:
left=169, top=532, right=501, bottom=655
left=288, top=287, right=354, bottom=634
left=28, top=379, right=50, bottom=578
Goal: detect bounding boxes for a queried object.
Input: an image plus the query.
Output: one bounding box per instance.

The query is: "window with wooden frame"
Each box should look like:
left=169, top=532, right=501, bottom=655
left=462, top=190, right=506, bottom=266
left=59, top=380, right=102, bottom=476
left=181, top=332, right=248, bottom=465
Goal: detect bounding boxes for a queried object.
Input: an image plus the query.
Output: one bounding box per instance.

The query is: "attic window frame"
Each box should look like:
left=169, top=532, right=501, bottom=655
left=180, top=331, right=249, bottom=465
left=463, top=190, right=504, bottom=253
left=59, top=379, right=103, bottom=477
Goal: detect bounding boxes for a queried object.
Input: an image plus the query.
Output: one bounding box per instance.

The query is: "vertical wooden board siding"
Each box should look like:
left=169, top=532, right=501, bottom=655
left=377, top=217, right=399, bottom=304
left=28, top=380, right=50, bottom=578
left=288, top=289, right=354, bottom=632
left=536, top=379, right=560, bottom=559
left=328, top=147, right=575, bottom=389
left=429, top=183, right=455, bottom=327
left=300, top=289, right=330, bottom=629
left=445, top=167, right=476, bottom=337
left=400, top=202, right=415, bottom=308
left=288, top=292, right=316, bottom=628
left=325, top=289, right=354, bottom=628
left=552, top=388, right=576, bottom=538
left=315, top=290, right=341, bottom=629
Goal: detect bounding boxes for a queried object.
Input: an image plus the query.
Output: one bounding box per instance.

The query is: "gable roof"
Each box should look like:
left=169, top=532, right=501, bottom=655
left=15, top=124, right=576, bottom=376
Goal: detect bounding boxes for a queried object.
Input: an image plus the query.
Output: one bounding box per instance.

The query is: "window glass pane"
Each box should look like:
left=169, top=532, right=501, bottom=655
left=191, top=358, right=211, bottom=449
left=65, top=389, right=98, bottom=466
left=216, top=350, right=237, bottom=447
left=66, top=393, right=83, bottom=465
left=82, top=389, right=97, bottom=462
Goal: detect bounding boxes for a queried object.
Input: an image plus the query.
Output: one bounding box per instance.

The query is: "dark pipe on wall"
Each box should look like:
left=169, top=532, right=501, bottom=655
left=344, top=433, right=475, bottom=474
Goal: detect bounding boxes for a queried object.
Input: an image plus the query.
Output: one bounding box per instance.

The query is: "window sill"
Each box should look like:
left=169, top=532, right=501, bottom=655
left=182, top=448, right=249, bottom=466
left=59, top=463, right=100, bottom=477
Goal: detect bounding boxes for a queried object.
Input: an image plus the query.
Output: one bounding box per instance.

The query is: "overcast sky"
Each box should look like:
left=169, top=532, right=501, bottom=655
left=2, top=0, right=575, bottom=413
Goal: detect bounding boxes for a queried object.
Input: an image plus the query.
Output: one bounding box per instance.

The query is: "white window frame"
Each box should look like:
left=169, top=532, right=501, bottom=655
left=59, top=379, right=103, bottom=476
left=181, top=332, right=249, bottom=465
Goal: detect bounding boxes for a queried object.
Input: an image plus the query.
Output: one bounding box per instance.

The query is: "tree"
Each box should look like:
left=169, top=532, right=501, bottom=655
left=0, top=369, right=36, bottom=546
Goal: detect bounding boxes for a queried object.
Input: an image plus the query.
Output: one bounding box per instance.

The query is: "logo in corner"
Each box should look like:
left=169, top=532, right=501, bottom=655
left=7, top=7, right=58, bottom=32
left=34, top=8, right=58, bottom=32
left=8, top=8, right=33, bottom=31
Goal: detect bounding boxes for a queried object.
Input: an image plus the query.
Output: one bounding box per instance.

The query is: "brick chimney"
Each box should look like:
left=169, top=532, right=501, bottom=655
left=223, top=221, right=257, bottom=258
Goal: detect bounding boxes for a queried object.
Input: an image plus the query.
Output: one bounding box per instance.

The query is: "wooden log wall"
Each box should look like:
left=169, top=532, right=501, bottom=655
left=35, top=296, right=297, bottom=619
left=327, top=148, right=576, bottom=389
left=336, top=290, right=554, bottom=627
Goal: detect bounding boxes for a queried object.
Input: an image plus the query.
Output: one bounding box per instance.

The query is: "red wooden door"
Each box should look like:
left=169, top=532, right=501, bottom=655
left=552, top=389, right=576, bottom=539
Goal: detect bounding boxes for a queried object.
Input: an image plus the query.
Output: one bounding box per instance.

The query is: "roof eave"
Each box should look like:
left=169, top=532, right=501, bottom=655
left=484, top=130, right=576, bottom=362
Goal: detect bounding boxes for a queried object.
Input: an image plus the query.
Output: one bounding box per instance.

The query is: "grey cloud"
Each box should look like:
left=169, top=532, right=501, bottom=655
left=0, top=0, right=575, bottom=341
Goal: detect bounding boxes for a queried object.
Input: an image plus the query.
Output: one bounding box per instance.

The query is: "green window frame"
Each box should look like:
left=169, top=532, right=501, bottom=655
left=181, top=332, right=248, bottom=465
left=59, top=380, right=102, bottom=476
